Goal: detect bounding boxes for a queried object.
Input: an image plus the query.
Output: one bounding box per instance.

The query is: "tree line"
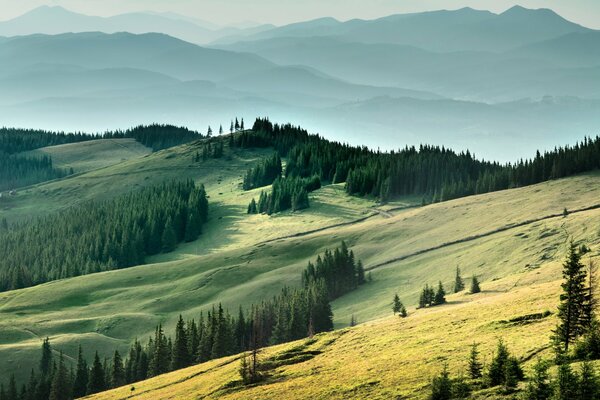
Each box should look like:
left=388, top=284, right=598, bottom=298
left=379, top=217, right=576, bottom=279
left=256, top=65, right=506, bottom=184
left=0, top=153, right=70, bottom=192
left=0, top=243, right=363, bottom=399
left=242, top=153, right=282, bottom=190
left=0, top=180, right=208, bottom=292
left=235, top=118, right=600, bottom=204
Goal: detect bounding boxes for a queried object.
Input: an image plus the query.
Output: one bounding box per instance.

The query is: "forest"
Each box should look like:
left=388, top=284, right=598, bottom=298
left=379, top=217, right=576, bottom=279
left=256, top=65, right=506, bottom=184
left=0, top=244, right=358, bottom=400
left=0, top=180, right=208, bottom=291
left=237, top=118, right=600, bottom=203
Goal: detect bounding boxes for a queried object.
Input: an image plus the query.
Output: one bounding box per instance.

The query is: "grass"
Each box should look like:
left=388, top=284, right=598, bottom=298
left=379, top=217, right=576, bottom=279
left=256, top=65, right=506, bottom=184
left=1, top=138, right=600, bottom=394
left=25, top=138, right=151, bottom=173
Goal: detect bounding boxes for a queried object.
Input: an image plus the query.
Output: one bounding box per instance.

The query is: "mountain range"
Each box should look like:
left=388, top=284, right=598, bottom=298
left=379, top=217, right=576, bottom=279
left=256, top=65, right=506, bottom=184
left=0, top=5, right=598, bottom=161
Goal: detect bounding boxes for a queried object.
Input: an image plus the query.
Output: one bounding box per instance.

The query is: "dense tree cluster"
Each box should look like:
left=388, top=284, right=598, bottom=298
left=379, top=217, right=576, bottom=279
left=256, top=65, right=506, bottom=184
left=242, top=153, right=282, bottom=190
left=238, top=118, right=600, bottom=204
left=0, top=153, right=70, bottom=191
left=103, top=124, right=202, bottom=151
left=301, top=241, right=366, bottom=300
left=248, top=175, right=320, bottom=215
left=0, top=181, right=209, bottom=291
left=418, top=281, right=446, bottom=308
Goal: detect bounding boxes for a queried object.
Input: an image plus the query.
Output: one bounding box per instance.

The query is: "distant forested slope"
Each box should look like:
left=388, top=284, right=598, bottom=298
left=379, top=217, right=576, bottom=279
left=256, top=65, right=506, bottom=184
left=0, top=180, right=208, bottom=291
left=238, top=118, right=600, bottom=203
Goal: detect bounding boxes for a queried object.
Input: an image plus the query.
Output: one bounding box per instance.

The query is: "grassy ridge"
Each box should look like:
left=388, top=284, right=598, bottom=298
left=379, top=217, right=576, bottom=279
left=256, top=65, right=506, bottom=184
left=25, top=138, right=151, bottom=173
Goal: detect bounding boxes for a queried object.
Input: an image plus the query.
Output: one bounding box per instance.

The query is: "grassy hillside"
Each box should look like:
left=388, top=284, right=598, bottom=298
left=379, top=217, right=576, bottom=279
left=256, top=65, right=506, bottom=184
left=1, top=156, right=599, bottom=384
left=87, top=246, right=599, bottom=399
left=25, top=138, right=151, bottom=173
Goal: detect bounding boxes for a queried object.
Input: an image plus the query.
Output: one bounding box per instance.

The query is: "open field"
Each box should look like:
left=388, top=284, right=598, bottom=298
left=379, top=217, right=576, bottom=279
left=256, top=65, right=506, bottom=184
left=1, top=148, right=599, bottom=383
left=25, top=138, right=152, bottom=173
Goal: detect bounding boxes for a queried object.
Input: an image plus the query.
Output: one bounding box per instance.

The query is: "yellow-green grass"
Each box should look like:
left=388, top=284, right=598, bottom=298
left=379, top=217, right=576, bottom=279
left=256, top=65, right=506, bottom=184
left=88, top=252, right=600, bottom=400
left=25, top=138, right=151, bottom=174
left=1, top=169, right=599, bottom=383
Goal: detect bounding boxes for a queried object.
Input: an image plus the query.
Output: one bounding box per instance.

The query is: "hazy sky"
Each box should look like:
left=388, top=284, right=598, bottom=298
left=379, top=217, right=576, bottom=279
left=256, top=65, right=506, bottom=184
left=0, top=0, right=599, bottom=28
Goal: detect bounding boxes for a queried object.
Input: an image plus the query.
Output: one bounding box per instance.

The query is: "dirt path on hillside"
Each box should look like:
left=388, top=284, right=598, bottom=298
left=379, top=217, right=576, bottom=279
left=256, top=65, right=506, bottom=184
left=365, top=203, right=600, bottom=271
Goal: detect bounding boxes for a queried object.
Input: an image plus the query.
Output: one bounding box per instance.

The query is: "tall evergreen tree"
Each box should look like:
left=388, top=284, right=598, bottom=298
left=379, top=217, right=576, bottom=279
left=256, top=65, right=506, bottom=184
left=554, top=362, right=579, bottom=400
left=73, top=345, right=89, bottom=398
left=554, top=241, right=588, bottom=352
left=579, top=361, right=599, bottom=400
left=468, top=343, right=483, bottom=380
left=172, top=315, right=190, bottom=370
left=453, top=267, right=465, bottom=293
left=434, top=281, right=446, bottom=305
left=429, top=365, right=452, bottom=400
left=111, top=350, right=125, bottom=389
left=87, top=351, right=106, bottom=395
left=39, top=337, right=53, bottom=377
left=49, top=352, right=69, bottom=400
left=392, top=294, right=403, bottom=315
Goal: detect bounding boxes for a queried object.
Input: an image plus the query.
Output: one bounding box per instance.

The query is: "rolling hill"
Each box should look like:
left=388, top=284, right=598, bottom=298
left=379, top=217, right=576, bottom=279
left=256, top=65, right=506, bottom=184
left=1, top=133, right=599, bottom=390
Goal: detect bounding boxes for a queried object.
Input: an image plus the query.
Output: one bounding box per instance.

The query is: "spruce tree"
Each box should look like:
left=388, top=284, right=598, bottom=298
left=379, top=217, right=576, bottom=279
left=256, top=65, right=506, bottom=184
left=247, top=199, right=258, bottom=214
left=487, top=339, right=509, bottom=387
left=523, top=359, right=553, bottom=400
left=39, top=337, right=53, bottom=377
left=399, top=305, right=408, bottom=318
left=468, top=343, right=483, bottom=379
left=470, top=276, right=481, bottom=294
left=434, top=281, right=446, bottom=305
left=73, top=345, right=89, bottom=398
left=579, top=361, right=599, bottom=400
left=111, top=350, right=125, bottom=389
left=554, top=241, right=588, bottom=352
left=554, top=362, right=579, bottom=400
left=392, top=294, right=403, bottom=315
left=453, top=267, right=465, bottom=293
left=429, top=364, right=452, bottom=400
left=87, top=351, right=106, bottom=395
left=6, top=375, right=17, bottom=400
left=172, top=315, right=190, bottom=370
left=49, top=352, right=69, bottom=400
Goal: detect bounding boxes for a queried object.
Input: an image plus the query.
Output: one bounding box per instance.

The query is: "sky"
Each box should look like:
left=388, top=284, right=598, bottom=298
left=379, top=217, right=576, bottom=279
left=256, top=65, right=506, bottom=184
left=0, top=0, right=599, bottom=28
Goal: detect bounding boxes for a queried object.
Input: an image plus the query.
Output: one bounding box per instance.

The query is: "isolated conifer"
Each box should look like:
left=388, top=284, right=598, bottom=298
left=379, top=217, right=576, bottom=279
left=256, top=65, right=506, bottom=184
left=219, top=125, right=223, bottom=135
left=554, top=241, right=588, bottom=352
left=350, top=314, right=357, bottom=327
left=470, top=276, right=481, bottom=294
left=399, top=305, right=408, bottom=318
left=454, top=267, right=465, bottom=293
left=230, top=120, right=234, bottom=133
left=392, top=294, right=403, bottom=315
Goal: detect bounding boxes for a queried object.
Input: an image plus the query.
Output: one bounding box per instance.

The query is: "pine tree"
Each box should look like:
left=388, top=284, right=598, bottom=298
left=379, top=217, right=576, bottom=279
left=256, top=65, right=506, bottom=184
left=578, top=361, right=599, bottom=400
left=219, top=125, right=223, bottom=135
left=470, top=276, right=481, bottom=294
left=149, top=325, right=170, bottom=377
left=453, top=267, right=465, bottom=293
left=230, top=120, right=234, bottom=134
left=247, top=198, right=258, bottom=214
left=523, top=359, right=553, bottom=400
left=554, top=363, right=579, bottom=400
left=554, top=241, right=588, bottom=352
left=468, top=343, right=483, bottom=379
left=487, top=339, right=509, bottom=387
left=399, top=305, right=408, bottom=318
left=434, top=281, right=446, bottom=305
left=111, top=350, right=125, bottom=389
left=49, top=352, right=69, bottom=400
left=87, top=351, right=106, bottom=395
left=392, top=294, right=403, bottom=315
left=350, top=314, right=357, bottom=327
left=429, top=364, right=452, bottom=400
left=207, top=126, right=212, bottom=137
left=73, top=345, right=89, bottom=398
left=172, top=315, right=190, bottom=370
left=39, top=337, right=53, bottom=377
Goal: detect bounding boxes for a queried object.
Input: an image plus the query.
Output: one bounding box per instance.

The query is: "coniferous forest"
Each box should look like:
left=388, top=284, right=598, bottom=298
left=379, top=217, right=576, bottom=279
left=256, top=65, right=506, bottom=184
left=0, top=244, right=360, bottom=400
left=0, top=180, right=209, bottom=291
left=237, top=118, right=600, bottom=203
